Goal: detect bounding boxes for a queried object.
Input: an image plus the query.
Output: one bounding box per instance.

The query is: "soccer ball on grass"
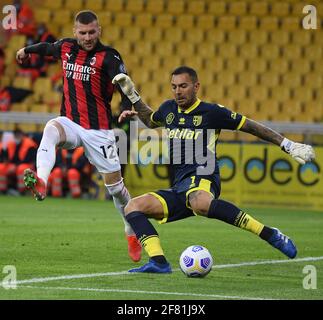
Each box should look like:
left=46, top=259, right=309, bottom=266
left=179, top=245, right=213, bottom=277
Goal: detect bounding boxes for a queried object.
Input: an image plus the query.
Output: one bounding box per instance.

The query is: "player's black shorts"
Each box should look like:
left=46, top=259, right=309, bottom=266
left=149, top=173, right=221, bottom=224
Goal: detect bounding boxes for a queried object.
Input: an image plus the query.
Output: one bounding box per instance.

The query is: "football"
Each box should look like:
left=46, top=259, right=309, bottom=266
left=179, top=245, right=213, bottom=277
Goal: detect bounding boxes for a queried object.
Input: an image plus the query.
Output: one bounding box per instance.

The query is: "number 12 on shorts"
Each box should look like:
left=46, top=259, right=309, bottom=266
left=100, top=145, right=117, bottom=159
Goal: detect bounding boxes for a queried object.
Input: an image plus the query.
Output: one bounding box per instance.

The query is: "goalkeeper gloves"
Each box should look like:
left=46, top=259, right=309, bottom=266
left=280, top=138, right=315, bottom=165
left=112, top=73, right=141, bottom=104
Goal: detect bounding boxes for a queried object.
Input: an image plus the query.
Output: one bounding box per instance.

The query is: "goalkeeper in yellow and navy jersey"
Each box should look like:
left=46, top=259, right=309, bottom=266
left=150, top=95, right=245, bottom=187
left=113, top=66, right=315, bottom=273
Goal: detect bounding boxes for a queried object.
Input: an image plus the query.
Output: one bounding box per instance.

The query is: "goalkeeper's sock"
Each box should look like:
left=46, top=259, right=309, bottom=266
left=36, top=123, right=60, bottom=185
left=126, top=211, right=167, bottom=263
left=207, top=199, right=267, bottom=236
left=259, top=226, right=275, bottom=241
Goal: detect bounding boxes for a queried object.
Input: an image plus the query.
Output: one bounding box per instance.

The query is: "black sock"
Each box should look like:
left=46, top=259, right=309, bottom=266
left=151, top=255, right=167, bottom=264
left=208, top=199, right=269, bottom=236
left=126, top=211, right=159, bottom=242
left=126, top=211, right=166, bottom=260
left=259, top=226, right=274, bottom=241
left=207, top=199, right=241, bottom=224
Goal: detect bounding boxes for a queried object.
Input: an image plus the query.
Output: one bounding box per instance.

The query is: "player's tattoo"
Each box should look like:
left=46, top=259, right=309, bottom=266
left=240, top=118, right=284, bottom=146
left=133, top=100, right=158, bottom=128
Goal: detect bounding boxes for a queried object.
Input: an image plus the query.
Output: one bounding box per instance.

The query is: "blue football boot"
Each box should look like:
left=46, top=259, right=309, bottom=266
left=267, top=228, right=297, bottom=259
left=129, top=258, right=172, bottom=273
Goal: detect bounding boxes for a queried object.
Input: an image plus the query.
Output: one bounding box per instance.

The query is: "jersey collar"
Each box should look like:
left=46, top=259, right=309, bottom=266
left=95, top=41, right=105, bottom=51
left=178, top=98, right=201, bottom=114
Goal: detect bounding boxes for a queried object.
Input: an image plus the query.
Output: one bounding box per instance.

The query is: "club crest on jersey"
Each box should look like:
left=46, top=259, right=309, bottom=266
left=193, top=115, right=202, bottom=126
left=90, top=56, right=96, bottom=65
left=231, top=112, right=237, bottom=120
left=166, top=113, right=175, bottom=125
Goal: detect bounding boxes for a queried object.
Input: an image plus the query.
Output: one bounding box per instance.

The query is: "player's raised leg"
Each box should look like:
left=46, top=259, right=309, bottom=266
left=189, top=190, right=297, bottom=259
left=124, top=194, right=172, bottom=273
left=208, top=199, right=297, bottom=258
left=24, top=120, right=63, bottom=201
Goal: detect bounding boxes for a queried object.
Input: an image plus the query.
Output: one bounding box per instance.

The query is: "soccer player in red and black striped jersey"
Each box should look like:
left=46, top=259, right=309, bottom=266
left=16, top=10, right=142, bottom=263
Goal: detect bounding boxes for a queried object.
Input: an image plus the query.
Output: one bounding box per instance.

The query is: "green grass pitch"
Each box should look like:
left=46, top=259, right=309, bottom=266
left=0, top=195, right=322, bottom=300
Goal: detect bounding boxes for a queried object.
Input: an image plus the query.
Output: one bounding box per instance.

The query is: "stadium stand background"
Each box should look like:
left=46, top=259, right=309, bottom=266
left=1, top=0, right=323, bottom=144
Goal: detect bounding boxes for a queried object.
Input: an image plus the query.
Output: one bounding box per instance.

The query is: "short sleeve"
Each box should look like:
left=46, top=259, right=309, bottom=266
left=209, top=104, right=246, bottom=130
left=150, top=100, right=171, bottom=127
left=151, top=110, right=164, bottom=127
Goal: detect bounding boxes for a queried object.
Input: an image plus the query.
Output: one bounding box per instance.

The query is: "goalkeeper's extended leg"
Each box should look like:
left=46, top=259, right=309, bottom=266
left=207, top=199, right=297, bottom=259
left=24, top=122, right=61, bottom=201
left=123, top=195, right=171, bottom=273
left=125, top=211, right=171, bottom=273
left=106, top=179, right=142, bottom=263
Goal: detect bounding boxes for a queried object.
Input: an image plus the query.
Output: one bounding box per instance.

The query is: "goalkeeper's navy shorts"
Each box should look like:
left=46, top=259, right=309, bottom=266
left=148, top=173, right=221, bottom=224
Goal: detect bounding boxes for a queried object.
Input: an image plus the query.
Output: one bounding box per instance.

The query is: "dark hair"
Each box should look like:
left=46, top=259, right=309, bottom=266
left=171, top=66, right=198, bottom=83
left=75, top=10, right=98, bottom=24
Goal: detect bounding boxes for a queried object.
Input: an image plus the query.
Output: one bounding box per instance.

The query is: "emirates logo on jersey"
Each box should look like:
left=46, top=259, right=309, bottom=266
left=63, top=60, right=96, bottom=81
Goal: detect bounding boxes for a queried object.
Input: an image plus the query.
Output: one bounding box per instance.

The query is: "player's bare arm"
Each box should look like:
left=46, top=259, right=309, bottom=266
left=113, top=74, right=159, bottom=128
left=133, top=100, right=159, bottom=128
left=118, top=102, right=158, bottom=128
left=240, top=118, right=315, bottom=164
left=240, top=118, right=283, bottom=146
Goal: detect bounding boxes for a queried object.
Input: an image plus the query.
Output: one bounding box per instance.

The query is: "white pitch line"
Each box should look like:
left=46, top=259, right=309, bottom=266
left=15, top=271, right=130, bottom=285
left=14, top=256, right=323, bottom=285
left=19, top=285, right=272, bottom=300
left=213, top=256, right=323, bottom=269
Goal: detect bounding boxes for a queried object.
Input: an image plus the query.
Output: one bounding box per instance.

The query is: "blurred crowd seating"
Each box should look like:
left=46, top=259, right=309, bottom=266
left=1, top=0, right=323, bottom=142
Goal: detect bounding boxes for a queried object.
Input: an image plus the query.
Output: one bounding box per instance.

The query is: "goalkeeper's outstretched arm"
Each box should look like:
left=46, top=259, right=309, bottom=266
left=133, top=100, right=159, bottom=129
left=240, top=118, right=315, bottom=164
left=112, top=73, right=159, bottom=128
left=240, top=118, right=284, bottom=145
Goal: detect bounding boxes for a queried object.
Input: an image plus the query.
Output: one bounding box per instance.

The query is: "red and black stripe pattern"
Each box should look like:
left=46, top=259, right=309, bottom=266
left=57, top=39, right=129, bottom=130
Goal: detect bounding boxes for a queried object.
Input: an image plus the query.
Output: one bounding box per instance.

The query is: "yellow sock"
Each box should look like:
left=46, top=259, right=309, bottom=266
left=234, top=212, right=264, bottom=235
left=141, top=235, right=164, bottom=257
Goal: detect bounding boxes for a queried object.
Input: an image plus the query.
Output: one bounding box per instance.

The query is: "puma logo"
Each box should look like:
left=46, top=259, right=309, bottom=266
left=65, top=53, right=73, bottom=60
